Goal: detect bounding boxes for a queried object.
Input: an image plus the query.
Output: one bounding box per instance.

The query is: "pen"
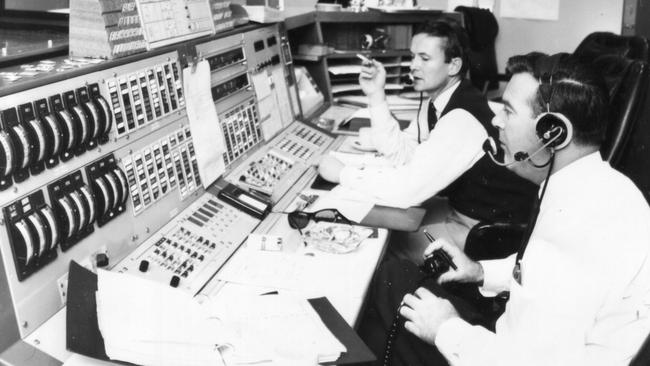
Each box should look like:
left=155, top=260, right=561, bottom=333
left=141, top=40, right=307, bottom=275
left=423, top=230, right=457, bottom=270
left=356, top=53, right=372, bottom=65
left=423, top=229, right=436, bottom=243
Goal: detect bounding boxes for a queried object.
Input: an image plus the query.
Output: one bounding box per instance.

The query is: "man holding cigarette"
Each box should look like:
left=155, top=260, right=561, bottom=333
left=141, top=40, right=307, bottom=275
left=318, top=19, right=536, bottom=263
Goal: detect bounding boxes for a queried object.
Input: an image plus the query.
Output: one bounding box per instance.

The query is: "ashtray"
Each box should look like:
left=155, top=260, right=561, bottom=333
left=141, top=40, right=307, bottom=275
left=303, top=222, right=373, bottom=254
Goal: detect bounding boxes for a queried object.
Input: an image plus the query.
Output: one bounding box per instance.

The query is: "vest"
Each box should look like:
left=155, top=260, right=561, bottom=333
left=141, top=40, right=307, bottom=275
left=436, top=79, right=538, bottom=223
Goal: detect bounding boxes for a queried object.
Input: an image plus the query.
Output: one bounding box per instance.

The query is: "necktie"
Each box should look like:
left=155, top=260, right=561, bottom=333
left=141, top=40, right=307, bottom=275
left=427, top=101, right=438, bottom=131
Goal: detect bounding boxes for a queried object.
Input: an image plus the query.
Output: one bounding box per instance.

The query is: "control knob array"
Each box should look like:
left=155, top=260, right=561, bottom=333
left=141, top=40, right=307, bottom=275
left=0, top=83, right=112, bottom=191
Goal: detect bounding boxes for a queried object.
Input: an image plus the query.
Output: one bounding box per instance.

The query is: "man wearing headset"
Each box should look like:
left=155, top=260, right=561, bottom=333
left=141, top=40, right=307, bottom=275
left=318, top=19, right=536, bottom=263
left=358, top=53, right=650, bottom=365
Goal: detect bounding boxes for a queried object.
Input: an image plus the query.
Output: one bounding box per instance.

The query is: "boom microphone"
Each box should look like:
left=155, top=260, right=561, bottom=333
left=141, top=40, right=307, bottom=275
left=483, top=129, right=562, bottom=168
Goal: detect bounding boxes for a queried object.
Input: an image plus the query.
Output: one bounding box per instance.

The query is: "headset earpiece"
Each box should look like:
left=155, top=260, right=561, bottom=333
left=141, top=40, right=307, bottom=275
left=535, top=112, right=573, bottom=150
left=535, top=68, right=573, bottom=151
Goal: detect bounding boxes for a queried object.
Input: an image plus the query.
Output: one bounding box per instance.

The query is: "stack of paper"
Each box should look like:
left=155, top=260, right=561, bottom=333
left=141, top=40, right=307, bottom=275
left=95, top=269, right=345, bottom=365
left=96, top=269, right=225, bottom=366
left=207, top=293, right=346, bottom=364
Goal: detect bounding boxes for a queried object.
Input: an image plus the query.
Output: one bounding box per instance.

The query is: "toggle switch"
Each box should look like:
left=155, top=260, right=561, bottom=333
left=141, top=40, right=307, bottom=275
left=169, top=275, right=180, bottom=288
left=139, top=260, right=149, bottom=272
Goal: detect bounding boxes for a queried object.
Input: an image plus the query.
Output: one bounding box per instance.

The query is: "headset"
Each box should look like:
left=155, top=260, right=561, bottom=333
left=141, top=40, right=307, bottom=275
left=484, top=71, right=573, bottom=168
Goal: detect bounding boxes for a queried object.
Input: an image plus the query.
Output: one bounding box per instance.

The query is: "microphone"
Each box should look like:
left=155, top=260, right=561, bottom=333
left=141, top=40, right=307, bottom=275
left=483, top=131, right=562, bottom=168
left=483, top=138, right=516, bottom=167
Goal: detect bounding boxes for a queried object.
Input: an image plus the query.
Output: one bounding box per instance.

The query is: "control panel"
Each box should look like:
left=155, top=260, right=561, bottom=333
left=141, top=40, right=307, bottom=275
left=0, top=51, right=200, bottom=340
left=115, top=192, right=258, bottom=294
left=225, top=121, right=334, bottom=203
left=0, top=22, right=335, bottom=365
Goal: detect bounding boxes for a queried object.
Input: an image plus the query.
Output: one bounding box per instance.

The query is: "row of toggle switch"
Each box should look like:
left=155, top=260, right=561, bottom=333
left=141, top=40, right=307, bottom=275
left=9, top=204, right=59, bottom=275
left=90, top=167, right=129, bottom=226
left=0, top=83, right=112, bottom=191
left=5, top=160, right=130, bottom=281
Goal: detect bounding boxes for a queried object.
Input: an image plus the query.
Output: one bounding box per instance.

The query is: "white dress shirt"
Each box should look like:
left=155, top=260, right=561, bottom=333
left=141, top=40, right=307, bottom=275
left=435, top=152, right=650, bottom=366
left=339, top=81, right=488, bottom=208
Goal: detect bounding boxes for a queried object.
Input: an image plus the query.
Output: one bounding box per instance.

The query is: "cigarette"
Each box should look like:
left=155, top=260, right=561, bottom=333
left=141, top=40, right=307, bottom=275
left=356, top=53, right=372, bottom=64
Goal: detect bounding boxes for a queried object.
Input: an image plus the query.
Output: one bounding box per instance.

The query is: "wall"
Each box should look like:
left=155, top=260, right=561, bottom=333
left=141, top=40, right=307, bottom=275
left=495, top=0, right=624, bottom=71
left=420, top=0, right=624, bottom=72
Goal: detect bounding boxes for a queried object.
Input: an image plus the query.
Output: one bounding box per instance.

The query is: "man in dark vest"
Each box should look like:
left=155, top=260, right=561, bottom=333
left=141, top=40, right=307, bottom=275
left=318, top=19, right=537, bottom=263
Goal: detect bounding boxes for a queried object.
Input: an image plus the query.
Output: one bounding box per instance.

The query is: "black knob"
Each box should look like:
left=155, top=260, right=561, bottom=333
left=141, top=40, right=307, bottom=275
left=139, top=260, right=149, bottom=272
left=96, top=253, right=109, bottom=268
left=169, top=275, right=180, bottom=288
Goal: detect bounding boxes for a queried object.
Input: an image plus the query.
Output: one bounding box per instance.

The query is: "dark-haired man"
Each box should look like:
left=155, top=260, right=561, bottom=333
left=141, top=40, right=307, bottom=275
left=318, top=20, right=536, bottom=263
left=360, top=53, right=650, bottom=365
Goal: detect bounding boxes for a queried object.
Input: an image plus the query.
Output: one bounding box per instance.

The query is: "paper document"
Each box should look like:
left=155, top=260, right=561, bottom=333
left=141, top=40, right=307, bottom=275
left=96, top=269, right=225, bottom=366
left=271, top=67, right=294, bottom=127
left=183, top=60, right=226, bottom=189
left=332, top=82, right=403, bottom=95
left=328, top=65, right=362, bottom=75
left=96, top=269, right=345, bottom=365
left=207, top=293, right=346, bottom=363
left=329, top=150, right=393, bottom=168
left=217, top=250, right=368, bottom=295
left=335, top=94, right=421, bottom=110
left=63, top=354, right=116, bottom=366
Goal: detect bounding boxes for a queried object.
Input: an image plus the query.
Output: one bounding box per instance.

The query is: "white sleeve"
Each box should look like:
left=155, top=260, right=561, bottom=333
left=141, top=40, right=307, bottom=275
left=364, top=100, right=427, bottom=165
left=478, top=254, right=516, bottom=295
left=339, top=109, right=486, bottom=208
left=435, top=241, right=609, bottom=366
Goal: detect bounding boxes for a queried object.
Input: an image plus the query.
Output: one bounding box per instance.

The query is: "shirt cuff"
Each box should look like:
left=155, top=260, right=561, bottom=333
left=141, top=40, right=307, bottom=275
left=479, top=257, right=515, bottom=294
left=435, top=317, right=474, bottom=361
left=357, top=127, right=373, bottom=147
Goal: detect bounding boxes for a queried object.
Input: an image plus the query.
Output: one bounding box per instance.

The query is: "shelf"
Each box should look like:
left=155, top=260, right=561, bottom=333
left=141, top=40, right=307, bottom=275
left=284, top=10, right=457, bottom=30
left=284, top=9, right=458, bottom=103
left=327, top=50, right=410, bottom=59
left=314, top=9, right=446, bottom=23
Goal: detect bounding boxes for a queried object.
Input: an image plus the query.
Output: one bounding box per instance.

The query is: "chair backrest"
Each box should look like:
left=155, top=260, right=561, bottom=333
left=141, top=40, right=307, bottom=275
left=613, top=77, right=650, bottom=203
left=629, top=331, right=650, bottom=366
left=574, top=32, right=649, bottom=63
left=455, top=6, right=499, bottom=93
left=464, top=222, right=525, bottom=261
left=592, top=56, right=650, bottom=166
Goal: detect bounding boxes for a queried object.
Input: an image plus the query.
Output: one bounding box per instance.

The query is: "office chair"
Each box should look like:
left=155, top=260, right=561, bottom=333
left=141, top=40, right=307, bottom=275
left=455, top=6, right=502, bottom=94
left=573, top=32, right=649, bottom=64
left=613, top=73, right=650, bottom=204
left=594, top=55, right=650, bottom=166
left=630, top=331, right=650, bottom=366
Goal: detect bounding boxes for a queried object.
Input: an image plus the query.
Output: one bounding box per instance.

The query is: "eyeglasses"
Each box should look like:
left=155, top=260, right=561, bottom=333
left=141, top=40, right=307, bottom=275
left=286, top=209, right=354, bottom=230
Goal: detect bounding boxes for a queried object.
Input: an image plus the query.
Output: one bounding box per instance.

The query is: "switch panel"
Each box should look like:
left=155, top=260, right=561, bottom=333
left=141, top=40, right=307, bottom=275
left=85, top=154, right=128, bottom=227
left=3, top=190, right=58, bottom=281
left=47, top=170, right=95, bottom=251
